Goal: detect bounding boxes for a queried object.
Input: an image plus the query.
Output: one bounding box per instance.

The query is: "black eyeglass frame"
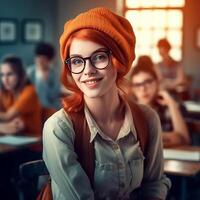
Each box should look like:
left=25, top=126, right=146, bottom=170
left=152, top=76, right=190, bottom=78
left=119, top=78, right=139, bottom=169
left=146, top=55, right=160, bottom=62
left=132, top=78, right=155, bottom=88
left=64, top=50, right=112, bottom=74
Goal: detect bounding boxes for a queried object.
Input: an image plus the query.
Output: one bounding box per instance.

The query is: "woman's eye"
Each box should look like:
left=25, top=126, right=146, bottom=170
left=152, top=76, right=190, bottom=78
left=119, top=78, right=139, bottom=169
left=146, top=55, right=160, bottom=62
left=93, top=54, right=107, bottom=61
left=96, top=54, right=106, bottom=60
left=71, top=58, right=83, bottom=66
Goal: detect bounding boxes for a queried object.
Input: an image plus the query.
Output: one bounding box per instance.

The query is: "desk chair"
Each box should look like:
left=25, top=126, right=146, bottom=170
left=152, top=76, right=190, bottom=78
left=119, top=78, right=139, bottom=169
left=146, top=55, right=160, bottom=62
left=18, top=160, right=49, bottom=200
left=187, top=120, right=200, bottom=145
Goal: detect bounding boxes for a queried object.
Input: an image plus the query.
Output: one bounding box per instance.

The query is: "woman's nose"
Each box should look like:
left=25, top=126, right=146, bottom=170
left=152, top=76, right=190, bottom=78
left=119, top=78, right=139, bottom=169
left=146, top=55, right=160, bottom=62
left=83, top=60, right=97, bottom=75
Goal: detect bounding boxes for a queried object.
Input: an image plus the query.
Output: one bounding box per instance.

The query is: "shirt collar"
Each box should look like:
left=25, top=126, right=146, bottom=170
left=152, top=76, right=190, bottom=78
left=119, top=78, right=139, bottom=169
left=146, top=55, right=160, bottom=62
left=84, top=96, right=137, bottom=143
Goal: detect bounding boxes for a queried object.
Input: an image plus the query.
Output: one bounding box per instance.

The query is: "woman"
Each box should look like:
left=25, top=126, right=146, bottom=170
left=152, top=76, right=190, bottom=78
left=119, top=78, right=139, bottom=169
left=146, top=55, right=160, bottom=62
left=130, top=62, right=190, bottom=147
left=155, top=38, right=187, bottom=90
left=0, top=56, right=42, bottom=136
left=43, top=7, right=171, bottom=200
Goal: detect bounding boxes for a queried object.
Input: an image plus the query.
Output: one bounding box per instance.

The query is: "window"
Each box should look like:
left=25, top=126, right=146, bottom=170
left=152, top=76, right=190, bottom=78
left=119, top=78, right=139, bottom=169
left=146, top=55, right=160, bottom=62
left=123, top=0, right=185, bottom=62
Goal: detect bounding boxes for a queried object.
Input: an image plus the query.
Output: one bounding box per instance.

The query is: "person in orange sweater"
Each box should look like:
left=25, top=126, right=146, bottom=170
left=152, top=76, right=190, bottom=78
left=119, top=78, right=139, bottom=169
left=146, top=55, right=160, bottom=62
left=0, top=56, right=42, bottom=137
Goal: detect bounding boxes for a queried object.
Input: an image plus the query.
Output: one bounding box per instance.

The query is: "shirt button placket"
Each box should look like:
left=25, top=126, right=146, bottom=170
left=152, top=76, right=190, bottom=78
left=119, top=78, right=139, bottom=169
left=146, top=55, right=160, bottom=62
left=112, top=142, right=126, bottom=197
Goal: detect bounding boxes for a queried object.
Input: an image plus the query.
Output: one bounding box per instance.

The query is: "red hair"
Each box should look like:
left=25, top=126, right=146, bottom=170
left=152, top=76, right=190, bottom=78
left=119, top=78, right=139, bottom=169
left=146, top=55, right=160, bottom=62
left=61, top=29, right=130, bottom=112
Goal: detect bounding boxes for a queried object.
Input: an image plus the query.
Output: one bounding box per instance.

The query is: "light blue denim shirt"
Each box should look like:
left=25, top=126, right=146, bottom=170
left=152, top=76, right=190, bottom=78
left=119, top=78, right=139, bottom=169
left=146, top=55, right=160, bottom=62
left=43, top=100, right=171, bottom=200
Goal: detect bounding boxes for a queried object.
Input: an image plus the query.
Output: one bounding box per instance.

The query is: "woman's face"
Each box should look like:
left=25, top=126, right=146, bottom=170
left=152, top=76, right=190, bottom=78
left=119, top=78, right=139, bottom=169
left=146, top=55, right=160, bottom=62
left=131, top=71, right=158, bottom=105
left=0, top=63, right=18, bottom=91
left=69, top=38, right=117, bottom=99
left=158, top=47, right=169, bottom=59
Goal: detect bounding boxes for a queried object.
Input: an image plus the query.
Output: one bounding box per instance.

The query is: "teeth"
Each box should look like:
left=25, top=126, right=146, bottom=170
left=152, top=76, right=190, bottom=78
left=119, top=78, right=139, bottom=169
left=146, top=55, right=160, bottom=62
left=86, top=80, right=97, bottom=84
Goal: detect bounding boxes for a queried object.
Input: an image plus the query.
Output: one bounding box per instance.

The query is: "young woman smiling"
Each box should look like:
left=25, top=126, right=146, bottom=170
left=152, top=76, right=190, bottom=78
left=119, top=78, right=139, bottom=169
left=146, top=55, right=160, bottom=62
left=43, top=7, right=171, bottom=200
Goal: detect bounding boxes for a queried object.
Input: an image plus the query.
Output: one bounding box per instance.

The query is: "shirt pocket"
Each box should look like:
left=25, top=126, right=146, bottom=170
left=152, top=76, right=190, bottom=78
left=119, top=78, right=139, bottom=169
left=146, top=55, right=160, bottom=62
left=127, top=155, right=144, bottom=189
left=94, top=161, right=119, bottom=198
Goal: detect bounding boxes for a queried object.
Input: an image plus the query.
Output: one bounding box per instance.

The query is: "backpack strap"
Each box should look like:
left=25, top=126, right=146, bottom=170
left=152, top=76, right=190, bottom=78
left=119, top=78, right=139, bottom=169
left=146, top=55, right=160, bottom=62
left=36, top=109, right=94, bottom=200
left=127, top=101, right=149, bottom=156
left=69, top=109, right=94, bottom=187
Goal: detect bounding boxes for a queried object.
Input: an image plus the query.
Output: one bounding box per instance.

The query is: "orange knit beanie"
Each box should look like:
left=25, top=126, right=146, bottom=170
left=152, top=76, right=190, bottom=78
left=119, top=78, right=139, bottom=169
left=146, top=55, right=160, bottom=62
left=60, top=7, right=135, bottom=71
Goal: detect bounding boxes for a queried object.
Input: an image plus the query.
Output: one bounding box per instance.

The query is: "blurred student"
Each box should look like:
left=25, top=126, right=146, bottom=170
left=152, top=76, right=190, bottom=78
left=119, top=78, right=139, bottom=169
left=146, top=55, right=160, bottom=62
left=130, top=62, right=190, bottom=147
left=137, top=55, right=154, bottom=69
left=155, top=38, right=187, bottom=90
left=27, top=42, right=61, bottom=115
left=0, top=56, right=42, bottom=136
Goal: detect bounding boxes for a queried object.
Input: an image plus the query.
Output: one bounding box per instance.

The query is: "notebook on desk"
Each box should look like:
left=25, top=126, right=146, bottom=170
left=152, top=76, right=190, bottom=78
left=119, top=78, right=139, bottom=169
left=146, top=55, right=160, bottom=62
left=183, top=101, right=200, bottom=113
left=0, top=135, right=40, bottom=146
left=164, top=148, right=200, bottom=161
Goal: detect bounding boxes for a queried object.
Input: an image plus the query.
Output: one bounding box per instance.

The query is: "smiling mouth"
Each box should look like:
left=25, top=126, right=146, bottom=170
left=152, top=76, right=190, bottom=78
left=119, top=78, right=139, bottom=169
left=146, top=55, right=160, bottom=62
left=83, top=78, right=103, bottom=84
left=82, top=78, right=103, bottom=88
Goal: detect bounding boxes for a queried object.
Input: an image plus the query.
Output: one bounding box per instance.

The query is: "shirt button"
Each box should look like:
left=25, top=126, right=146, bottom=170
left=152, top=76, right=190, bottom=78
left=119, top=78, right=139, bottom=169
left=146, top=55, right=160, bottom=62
left=112, top=144, right=119, bottom=150
left=119, top=182, right=125, bottom=188
left=118, top=163, right=124, bottom=169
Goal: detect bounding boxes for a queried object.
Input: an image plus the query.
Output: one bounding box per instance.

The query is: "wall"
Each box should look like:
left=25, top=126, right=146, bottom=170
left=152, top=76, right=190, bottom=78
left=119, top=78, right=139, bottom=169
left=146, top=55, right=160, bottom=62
left=184, top=0, right=200, bottom=88
left=0, top=0, right=57, bottom=66
left=57, top=0, right=116, bottom=38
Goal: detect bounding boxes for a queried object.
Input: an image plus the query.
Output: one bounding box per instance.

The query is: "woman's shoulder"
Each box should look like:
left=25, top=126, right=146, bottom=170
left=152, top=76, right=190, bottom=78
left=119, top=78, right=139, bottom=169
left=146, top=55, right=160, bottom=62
left=45, top=108, right=72, bottom=128
left=137, top=103, right=161, bottom=129
left=19, top=85, right=41, bottom=105
left=21, top=84, right=36, bottom=94
left=43, top=108, right=75, bottom=141
left=136, top=104, right=162, bottom=144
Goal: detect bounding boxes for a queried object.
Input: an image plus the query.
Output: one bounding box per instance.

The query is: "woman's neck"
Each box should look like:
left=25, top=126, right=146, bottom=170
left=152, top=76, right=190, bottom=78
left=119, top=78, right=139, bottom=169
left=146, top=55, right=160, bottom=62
left=84, top=87, right=121, bottom=124
left=163, top=55, right=171, bottom=65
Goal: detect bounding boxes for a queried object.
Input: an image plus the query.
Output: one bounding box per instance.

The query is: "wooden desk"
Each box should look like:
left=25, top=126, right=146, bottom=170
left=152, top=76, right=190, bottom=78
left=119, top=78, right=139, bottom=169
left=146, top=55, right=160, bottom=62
left=164, top=146, right=200, bottom=176
left=164, top=160, right=200, bottom=177
left=164, top=146, right=200, bottom=200
left=183, top=101, right=200, bottom=120
left=0, top=136, right=42, bottom=155
left=0, top=144, right=18, bottom=155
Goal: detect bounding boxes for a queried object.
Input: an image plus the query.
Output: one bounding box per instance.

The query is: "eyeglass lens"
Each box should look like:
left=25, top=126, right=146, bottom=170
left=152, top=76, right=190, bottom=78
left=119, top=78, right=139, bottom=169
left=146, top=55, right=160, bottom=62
left=133, top=78, right=155, bottom=88
left=66, top=51, right=110, bottom=74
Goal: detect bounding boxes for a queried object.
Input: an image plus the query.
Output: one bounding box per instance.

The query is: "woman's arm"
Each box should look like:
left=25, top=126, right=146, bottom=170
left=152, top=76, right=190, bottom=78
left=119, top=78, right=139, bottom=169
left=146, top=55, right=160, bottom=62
left=139, top=105, right=171, bottom=200
left=162, top=131, right=186, bottom=147
left=174, top=64, right=186, bottom=86
left=0, top=107, right=19, bottom=121
left=0, top=85, right=39, bottom=122
left=43, top=110, right=94, bottom=200
left=0, top=118, right=24, bottom=135
left=153, top=64, right=163, bottom=83
left=158, top=90, right=190, bottom=147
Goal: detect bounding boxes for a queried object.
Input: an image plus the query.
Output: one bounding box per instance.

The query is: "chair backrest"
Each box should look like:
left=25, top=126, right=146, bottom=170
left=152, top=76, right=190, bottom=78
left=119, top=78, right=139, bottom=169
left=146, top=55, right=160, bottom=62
left=19, top=159, right=49, bottom=180
left=18, top=160, right=49, bottom=200
left=186, top=120, right=200, bottom=145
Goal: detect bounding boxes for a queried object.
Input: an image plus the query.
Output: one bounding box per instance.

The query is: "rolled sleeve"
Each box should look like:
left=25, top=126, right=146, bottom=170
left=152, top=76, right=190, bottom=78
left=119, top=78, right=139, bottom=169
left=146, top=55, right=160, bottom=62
left=139, top=105, right=171, bottom=199
left=43, top=109, right=94, bottom=200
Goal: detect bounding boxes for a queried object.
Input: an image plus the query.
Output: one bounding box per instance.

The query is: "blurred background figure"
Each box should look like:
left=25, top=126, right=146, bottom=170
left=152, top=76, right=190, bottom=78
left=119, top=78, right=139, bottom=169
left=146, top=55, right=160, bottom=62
left=130, top=59, right=190, bottom=148
left=0, top=55, right=42, bottom=137
left=0, top=56, right=43, bottom=199
left=154, top=39, right=191, bottom=98
left=137, top=55, right=154, bottom=69
left=27, top=42, right=61, bottom=121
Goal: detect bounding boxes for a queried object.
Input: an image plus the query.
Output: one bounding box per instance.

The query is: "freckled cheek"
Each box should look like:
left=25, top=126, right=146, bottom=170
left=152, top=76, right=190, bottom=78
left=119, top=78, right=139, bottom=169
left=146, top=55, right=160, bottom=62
left=110, top=66, right=117, bottom=77
left=73, top=76, right=86, bottom=92
left=71, top=74, right=81, bottom=84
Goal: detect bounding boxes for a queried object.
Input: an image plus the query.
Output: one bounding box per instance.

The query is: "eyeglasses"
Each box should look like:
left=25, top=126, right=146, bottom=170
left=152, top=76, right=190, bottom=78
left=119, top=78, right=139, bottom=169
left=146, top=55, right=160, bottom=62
left=0, top=72, right=15, bottom=78
left=132, top=78, right=155, bottom=89
left=65, top=50, right=112, bottom=74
